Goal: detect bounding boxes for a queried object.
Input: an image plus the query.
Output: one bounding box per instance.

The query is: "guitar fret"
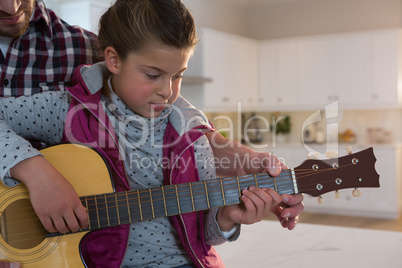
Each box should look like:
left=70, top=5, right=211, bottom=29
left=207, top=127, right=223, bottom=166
left=175, top=185, right=181, bottom=214
left=189, top=183, right=195, bottom=211
left=161, top=187, right=168, bottom=216
left=104, top=194, right=110, bottom=227
left=114, top=194, right=121, bottom=225
left=204, top=180, right=211, bottom=209
left=94, top=196, right=101, bottom=229
left=149, top=189, right=155, bottom=219
left=220, top=179, right=226, bottom=206
left=125, top=192, right=132, bottom=223
left=237, top=176, right=241, bottom=196
left=137, top=190, right=143, bottom=221
left=254, top=174, right=259, bottom=188
left=85, top=197, right=91, bottom=230
left=273, top=176, right=278, bottom=193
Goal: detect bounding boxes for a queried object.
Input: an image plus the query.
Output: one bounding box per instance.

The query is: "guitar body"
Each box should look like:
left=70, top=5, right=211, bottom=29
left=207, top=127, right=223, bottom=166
left=0, top=144, right=114, bottom=267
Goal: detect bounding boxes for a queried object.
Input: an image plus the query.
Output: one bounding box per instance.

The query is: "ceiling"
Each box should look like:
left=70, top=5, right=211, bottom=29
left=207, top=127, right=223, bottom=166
left=221, top=0, right=325, bottom=5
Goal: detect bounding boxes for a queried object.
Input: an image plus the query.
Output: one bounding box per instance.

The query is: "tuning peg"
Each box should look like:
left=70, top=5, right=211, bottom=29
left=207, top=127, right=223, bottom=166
left=346, top=146, right=352, bottom=155
left=317, top=195, right=323, bottom=204
left=352, top=188, right=361, bottom=197
left=307, top=152, right=319, bottom=159
left=335, top=190, right=340, bottom=199
left=326, top=151, right=338, bottom=159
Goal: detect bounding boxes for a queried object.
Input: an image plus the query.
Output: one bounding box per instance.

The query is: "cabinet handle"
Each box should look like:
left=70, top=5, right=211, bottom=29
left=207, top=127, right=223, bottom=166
left=372, top=94, right=378, bottom=100
left=278, top=97, right=282, bottom=102
left=222, top=97, right=229, bottom=102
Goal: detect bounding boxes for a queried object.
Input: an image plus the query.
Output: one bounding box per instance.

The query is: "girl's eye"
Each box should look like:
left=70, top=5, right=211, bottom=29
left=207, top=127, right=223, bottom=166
left=173, top=74, right=183, bottom=81
left=146, top=73, right=160, bottom=80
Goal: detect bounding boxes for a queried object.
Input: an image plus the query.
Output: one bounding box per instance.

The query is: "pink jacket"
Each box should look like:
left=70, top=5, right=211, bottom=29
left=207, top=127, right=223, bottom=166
left=62, top=64, right=225, bottom=267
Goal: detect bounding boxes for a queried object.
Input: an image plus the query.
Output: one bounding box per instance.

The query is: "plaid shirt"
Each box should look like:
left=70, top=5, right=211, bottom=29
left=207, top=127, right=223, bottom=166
left=0, top=0, right=98, bottom=97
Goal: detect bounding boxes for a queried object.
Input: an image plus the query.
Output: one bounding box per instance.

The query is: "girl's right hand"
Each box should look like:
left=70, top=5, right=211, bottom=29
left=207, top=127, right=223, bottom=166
left=10, top=156, right=88, bottom=233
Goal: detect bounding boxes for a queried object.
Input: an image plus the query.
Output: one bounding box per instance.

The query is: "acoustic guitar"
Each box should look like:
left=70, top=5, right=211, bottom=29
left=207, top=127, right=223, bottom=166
left=0, top=144, right=380, bottom=267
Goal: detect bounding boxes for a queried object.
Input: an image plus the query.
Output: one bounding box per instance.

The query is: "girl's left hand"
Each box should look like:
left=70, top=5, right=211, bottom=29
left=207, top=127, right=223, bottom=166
left=217, top=187, right=282, bottom=231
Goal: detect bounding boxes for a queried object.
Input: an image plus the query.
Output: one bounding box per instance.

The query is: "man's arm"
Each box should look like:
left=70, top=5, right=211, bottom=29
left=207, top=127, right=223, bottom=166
left=0, top=92, right=88, bottom=233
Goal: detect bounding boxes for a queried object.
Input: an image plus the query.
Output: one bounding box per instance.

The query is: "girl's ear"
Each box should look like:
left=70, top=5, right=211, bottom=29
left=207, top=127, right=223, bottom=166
left=104, top=46, right=120, bottom=74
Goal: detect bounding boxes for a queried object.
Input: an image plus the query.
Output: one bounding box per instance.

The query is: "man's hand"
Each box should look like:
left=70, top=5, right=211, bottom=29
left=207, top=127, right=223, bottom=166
left=10, top=156, right=88, bottom=233
left=273, top=193, right=304, bottom=230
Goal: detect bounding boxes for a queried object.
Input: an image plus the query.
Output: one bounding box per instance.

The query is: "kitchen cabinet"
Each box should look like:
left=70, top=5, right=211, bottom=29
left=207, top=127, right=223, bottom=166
left=184, top=28, right=402, bottom=112
left=185, top=28, right=259, bottom=112
left=259, top=29, right=402, bottom=110
left=259, top=41, right=298, bottom=110
left=262, top=144, right=401, bottom=219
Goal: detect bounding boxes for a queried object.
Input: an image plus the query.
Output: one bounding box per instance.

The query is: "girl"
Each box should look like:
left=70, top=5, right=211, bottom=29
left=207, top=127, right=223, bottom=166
left=0, top=0, right=282, bottom=267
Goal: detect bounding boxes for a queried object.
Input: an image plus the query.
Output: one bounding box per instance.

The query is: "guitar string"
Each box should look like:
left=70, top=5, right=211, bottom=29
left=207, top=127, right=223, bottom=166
left=1, top=164, right=357, bottom=243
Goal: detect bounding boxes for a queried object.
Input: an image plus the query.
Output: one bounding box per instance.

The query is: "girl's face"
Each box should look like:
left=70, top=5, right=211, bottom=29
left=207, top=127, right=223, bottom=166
left=108, top=43, right=192, bottom=118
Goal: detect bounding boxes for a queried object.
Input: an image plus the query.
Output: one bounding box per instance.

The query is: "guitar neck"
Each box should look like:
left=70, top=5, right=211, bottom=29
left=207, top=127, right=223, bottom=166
left=80, top=171, right=296, bottom=232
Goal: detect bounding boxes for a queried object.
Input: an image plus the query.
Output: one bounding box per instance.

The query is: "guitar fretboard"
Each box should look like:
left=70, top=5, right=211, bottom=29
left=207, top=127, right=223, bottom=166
left=80, top=171, right=296, bottom=232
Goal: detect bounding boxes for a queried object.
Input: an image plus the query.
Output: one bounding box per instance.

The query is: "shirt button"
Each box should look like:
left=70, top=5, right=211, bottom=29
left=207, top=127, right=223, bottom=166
left=3, top=79, right=9, bottom=86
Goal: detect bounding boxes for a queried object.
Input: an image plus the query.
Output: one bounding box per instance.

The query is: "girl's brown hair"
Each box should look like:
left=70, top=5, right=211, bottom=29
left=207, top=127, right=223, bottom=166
left=97, top=0, right=198, bottom=59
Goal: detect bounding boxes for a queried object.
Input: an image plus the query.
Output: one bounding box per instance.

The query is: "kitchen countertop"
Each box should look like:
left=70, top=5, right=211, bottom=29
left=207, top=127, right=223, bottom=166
left=215, top=220, right=402, bottom=268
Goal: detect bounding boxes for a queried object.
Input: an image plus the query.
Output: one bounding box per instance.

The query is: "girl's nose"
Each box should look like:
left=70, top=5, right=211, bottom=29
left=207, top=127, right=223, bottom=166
left=0, top=0, right=21, bottom=15
left=159, top=80, right=173, bottom=99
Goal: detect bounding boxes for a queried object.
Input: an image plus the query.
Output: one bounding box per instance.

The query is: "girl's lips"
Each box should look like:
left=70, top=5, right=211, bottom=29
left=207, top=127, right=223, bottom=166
left=150, top=103, right=168, bottom=112
left=0, top=13, right=23, bottom=24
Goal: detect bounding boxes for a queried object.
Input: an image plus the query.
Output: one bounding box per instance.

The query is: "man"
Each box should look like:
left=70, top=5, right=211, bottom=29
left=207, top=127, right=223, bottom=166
left=0, top=0, right=303, bottom=264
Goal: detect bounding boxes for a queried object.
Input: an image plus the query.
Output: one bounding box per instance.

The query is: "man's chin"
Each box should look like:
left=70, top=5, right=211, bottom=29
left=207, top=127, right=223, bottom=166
left=0, top=21, right=29, bottom=38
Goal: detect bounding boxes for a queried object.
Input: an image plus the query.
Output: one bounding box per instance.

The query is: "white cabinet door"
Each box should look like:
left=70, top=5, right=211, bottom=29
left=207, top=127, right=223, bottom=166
left=370, top=30, right=401, bottom=107
left=259, top=41, right=298, bottom=110
left=297, top=37, right=333, bottom=109
left=202, top=30, right=232, bottom=110
left=224, top=36, right=259, bottom=111
left=332, top=33, right=371, bottom=108
left=259, top=42, right=276, bottom=109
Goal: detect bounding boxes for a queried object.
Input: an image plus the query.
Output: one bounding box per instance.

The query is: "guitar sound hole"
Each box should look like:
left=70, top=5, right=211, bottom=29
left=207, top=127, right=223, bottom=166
left=0, top=199, right=48, bottom=250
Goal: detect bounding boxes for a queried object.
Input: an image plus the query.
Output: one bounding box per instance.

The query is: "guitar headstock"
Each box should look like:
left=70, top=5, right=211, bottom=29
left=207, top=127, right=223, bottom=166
left=294, top=147, right=380, bottom=197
